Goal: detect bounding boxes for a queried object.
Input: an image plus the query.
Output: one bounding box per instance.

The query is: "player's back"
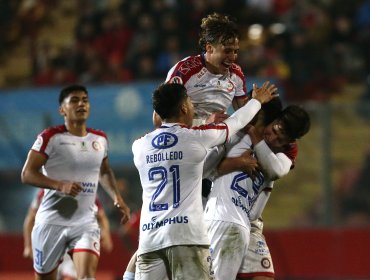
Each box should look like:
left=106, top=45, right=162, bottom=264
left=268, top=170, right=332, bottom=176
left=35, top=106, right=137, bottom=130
left=132, top=123, right=229, bottom=254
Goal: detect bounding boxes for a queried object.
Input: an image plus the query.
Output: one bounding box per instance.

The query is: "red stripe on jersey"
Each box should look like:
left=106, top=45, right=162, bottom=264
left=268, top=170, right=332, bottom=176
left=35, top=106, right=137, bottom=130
left=191, top=123, right=229, bottom=144
left=283, top=142, right=298, bottom=168
left=167, top=55, right=205, bottom=85
left=87, top=128, right=107, bottom=139
left=230, top=63, right=247, bottom=96
left=37, top=125, right=67, bottom=154
left=237, top=272, right=275, bottom=278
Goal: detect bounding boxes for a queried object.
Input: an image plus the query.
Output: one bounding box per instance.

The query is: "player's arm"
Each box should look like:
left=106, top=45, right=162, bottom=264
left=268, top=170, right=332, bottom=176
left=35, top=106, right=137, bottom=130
left=21, top=150, right=82, bottom=196
left=248, top=181, right=274, bottom=221
left=23, top=206, right=37, bottom=259
left=97, top=207, right=113, bottom=252
left=217, top=149, right=259, bottom=179
left=223, top=82, right=278, bottom=138
left=99, top=157, right=130, bottom=224
left=248, top=125, right=292, bottom=180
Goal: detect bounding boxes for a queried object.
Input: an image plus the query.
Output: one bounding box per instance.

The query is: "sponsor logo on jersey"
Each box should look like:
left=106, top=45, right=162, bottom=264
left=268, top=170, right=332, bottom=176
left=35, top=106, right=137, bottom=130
left=79, top=181, right=97, bottom=194
left=194, top=83, right=207, bottom=88
left=152, top=132, right=178, bottom=149
left=141, top=215, right=189, bottom=231
left=60, top=142, right=76, bottom=145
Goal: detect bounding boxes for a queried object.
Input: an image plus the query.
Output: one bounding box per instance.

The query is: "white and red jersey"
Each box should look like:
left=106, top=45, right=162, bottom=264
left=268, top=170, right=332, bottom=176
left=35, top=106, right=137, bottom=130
left=30, top=124, right=108, bottom=227
left=133, top=98, right=262, bottom=255
left=166, top=54, right=247, bottom=125
left=204, top=134, right=297, bottom=229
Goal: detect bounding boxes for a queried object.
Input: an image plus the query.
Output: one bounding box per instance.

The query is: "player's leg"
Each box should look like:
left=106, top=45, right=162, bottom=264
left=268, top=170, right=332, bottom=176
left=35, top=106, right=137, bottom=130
left=237, top=225, right=274, bottom=280
left=68, top=223, right=100, bottom=279
left=32, top=224, right=68, bottom=280
left=207, top=220, right=249, bottom=280
left=58, top=253, right=77, bottom=280
left=72, top=251, right=99, bottom=279
left=123, top=251, right=137, bottom=280
left=136, top=250, right=168, bottom=280
left=166, top=245, right=214, bottom=280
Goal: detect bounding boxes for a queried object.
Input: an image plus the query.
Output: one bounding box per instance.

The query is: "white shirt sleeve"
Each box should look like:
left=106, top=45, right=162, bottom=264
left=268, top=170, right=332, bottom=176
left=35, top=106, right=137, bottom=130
left=248, top=181, right=274, bottom=221
left=223, top=98, right=261, bottom=138
left=254, top=140, right=292, bottom=180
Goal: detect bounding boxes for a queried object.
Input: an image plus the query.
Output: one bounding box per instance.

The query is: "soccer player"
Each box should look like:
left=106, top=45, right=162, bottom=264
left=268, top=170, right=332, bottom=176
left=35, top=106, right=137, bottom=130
left=23, top=190, right=114, bottom=280
left=132, top=82, right=277, bottom=280
left=204, top=105, right=311, bottom=280
left=21, top=84, right=130, bottom=280
left=165, top=12, right=248, bottom=126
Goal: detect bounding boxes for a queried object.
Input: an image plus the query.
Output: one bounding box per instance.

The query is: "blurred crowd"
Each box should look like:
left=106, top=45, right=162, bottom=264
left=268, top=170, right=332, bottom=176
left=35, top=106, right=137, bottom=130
left=1, top=0, right=370, bottom=101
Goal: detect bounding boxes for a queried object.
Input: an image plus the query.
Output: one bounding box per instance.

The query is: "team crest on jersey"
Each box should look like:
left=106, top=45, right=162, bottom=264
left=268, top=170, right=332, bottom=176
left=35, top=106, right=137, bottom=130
left=261, top=257, right=271, bottom=268
left=152, top=132, right=178, bottom=149
left=170, top=76, right=183, bottom=84
left=92, top=141, right=102, bottom=151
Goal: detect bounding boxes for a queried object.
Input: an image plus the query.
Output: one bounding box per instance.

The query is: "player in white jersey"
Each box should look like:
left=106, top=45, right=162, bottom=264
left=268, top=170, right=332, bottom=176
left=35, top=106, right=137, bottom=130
left=23, top=189, right=113, bottom=280
left=204, top=105, right=310, bottom=280
left=21, top=85, right=130, bottom=280
left=165, top=12, right=248, bottom=126
left=132, top=82, right=277, bottom=280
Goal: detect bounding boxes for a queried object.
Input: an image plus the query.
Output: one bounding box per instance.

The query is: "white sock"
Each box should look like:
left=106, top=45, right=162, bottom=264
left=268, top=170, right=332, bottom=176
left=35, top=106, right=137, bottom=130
left=123, top=271, right=135, bottom=280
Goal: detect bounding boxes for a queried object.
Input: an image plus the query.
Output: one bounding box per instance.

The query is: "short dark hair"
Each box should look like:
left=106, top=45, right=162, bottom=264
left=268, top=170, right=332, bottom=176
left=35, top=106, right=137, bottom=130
left=152, top=83, right=188, bottom=120
left=198, top=13, right=239, bottom=52
left=261, top=97, right=283, bottom=126
left=279, top=105, right=311, bottom=140
left=59, top=85, right=88, bottom=105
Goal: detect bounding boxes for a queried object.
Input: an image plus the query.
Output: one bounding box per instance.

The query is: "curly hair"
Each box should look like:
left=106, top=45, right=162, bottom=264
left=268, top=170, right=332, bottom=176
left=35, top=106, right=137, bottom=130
left=198, top=12, right=239, bottom=52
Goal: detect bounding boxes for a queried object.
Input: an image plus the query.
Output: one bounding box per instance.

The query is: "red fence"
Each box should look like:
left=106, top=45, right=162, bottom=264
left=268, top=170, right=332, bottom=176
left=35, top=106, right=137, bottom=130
left=0, top=228, right=369, bottom=279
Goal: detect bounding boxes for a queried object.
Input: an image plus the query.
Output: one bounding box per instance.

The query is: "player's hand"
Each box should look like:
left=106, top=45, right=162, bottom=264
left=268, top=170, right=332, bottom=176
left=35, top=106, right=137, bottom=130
left=114, top=196, right=131, bottom=224
left=206, top=111, right=229, bottom=124
left=239, top=150, right=260, bottom=180
left=252, top=81, right=278, bottom=104
left=23, top=246, right=33, bottom=259
left=57, top=181, right=82, bottom=197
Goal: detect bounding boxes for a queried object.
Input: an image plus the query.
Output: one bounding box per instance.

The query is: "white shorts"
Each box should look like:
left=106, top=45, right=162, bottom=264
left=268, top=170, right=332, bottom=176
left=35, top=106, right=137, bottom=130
left=207, top=220, right=250, bottom=280
left=136, top=245, right=214, bottom=280
left=32, top=222, right=100, bottom=274
left=238, top=225, right=274, bottom=278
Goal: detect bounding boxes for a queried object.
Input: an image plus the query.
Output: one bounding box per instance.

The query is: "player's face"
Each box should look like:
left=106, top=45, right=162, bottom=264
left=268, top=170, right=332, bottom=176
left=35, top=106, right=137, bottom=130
left=59, top=91, right=90, bottom=122
left=206, top=38, right=239, bottom=75
left=263, top=120, right=290, bottom=149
